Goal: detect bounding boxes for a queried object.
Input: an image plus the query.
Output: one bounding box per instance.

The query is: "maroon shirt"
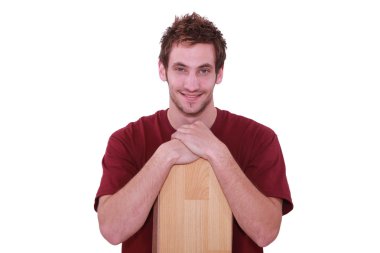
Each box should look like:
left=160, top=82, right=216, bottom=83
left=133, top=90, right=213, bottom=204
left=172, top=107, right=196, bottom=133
left=95, top=108, right=293, bottom=252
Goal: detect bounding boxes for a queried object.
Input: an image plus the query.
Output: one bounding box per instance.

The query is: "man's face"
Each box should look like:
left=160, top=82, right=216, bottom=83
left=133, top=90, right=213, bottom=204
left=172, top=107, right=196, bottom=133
left=159, top=43, right=223, bottom=117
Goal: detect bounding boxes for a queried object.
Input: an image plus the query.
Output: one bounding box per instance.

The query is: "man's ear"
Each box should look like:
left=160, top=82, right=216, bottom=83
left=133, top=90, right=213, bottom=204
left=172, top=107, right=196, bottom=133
left=215, top=66, right=224, bottom=84
left=158, top=61, right=167, bottom=81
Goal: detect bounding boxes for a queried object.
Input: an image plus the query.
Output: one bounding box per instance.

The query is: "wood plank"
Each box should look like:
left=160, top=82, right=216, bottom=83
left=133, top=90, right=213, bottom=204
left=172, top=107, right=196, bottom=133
left=153, top=158, right=232, bottom=253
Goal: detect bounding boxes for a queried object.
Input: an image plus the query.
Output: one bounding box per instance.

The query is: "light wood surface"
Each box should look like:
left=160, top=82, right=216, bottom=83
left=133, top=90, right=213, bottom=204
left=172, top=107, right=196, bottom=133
left=153, top=158, right=232, bottom=253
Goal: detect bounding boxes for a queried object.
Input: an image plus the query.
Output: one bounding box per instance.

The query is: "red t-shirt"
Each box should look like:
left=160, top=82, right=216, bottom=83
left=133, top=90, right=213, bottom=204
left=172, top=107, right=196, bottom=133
left=95, top=108, right=293, bottom=253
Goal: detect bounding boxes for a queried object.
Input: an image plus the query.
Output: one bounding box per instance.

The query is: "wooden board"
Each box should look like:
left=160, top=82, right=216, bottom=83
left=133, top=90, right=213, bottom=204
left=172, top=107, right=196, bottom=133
left=153, top=158, right=232, bottom=253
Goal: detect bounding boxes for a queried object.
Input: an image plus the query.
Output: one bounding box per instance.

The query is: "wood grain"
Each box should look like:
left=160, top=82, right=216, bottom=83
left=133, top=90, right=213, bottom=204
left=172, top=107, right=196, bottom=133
left=153, top=158, right=232, bottom=253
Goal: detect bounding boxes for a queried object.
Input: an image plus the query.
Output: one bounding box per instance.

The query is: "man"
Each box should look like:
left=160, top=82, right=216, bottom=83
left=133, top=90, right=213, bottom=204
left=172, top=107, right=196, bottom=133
left=94, top=12, right=293, bottom=253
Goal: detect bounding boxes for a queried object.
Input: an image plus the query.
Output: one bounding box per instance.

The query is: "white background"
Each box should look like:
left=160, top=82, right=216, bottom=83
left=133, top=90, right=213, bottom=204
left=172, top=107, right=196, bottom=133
left=1, top=0, right=379, bottom=252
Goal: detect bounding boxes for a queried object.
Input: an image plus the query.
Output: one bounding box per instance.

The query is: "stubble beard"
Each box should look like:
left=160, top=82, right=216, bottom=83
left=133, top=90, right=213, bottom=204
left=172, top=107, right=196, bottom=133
left=170, top=90, right=213, bottom=118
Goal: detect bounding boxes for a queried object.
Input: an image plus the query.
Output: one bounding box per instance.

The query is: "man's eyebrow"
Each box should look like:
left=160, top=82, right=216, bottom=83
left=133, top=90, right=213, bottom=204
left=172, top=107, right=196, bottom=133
left=198, top=63, right=213, bottom=69
left=171, top=62, right=214, bottom=68
left=172, top=62, right=187, bottom=67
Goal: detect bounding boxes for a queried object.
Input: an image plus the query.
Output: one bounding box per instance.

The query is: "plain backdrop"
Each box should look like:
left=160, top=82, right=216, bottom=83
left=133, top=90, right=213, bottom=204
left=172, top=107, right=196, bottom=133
left=1, top=1, right=379, bottom=252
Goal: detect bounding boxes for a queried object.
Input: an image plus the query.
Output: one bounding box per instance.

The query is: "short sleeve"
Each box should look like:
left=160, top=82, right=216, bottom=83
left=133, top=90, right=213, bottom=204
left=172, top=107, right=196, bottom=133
left=94, top=129, right=139, bottom=211
left=245, top=129, right=293, bottom=215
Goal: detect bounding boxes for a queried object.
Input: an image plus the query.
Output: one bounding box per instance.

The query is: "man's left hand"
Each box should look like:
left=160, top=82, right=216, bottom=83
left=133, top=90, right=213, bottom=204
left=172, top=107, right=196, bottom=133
left=171, top=121, right=225, bottom=161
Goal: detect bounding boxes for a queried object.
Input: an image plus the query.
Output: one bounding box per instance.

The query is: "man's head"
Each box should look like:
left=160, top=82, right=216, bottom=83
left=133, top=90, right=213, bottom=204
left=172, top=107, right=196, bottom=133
left=159, top=12, right=227, bottom=74
left=159, top=13, right=227, bottom=120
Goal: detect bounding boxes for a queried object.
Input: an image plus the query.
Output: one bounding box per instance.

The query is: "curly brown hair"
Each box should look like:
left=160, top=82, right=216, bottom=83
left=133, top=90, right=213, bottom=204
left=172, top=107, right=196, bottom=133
left=159, top=12, right=227, bottom=74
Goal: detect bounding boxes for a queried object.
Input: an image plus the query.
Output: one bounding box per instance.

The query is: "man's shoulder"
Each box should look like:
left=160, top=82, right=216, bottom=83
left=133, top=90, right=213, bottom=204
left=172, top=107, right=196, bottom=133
left=216, top=108, right=275, bottom=135
left=111, top=110, right=167, bottom=139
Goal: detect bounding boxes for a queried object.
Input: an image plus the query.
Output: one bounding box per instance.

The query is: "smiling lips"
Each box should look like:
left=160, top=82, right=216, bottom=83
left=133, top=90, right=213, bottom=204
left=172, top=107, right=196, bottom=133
left=180, top=92, right=202, bottom=102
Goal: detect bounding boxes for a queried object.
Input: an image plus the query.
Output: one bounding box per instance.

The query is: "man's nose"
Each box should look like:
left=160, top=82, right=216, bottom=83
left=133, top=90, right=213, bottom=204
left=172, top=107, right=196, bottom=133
left=183, top=73, right=200, bottom=92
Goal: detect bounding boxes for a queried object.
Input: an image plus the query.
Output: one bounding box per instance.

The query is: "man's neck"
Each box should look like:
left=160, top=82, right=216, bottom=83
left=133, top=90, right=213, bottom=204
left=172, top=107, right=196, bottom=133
left=167, top=107, right=217, bottom=129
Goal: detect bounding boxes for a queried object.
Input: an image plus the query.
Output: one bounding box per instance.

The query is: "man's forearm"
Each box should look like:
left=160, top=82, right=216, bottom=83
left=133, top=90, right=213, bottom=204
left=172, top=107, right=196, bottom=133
left=97, top=144, right=176, bottom=245
left=208, top=145, right=283, bottom=247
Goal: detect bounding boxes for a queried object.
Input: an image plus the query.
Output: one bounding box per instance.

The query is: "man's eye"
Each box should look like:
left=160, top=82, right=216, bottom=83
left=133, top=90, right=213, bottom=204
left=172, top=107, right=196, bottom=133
left=175, top=67, right=186, bottom=72
left=199, top=68, right=210, bottom=75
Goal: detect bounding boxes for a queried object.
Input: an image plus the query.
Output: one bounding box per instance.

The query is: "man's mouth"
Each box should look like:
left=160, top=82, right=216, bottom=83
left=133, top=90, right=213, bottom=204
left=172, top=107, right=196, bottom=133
left=180, top=92, right=202, bottom=102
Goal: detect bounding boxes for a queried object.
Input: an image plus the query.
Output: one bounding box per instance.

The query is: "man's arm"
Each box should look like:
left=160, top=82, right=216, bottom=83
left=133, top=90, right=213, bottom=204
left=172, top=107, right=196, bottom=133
left=97, top=139, right=198, bottom=245
left=208, top=147, right=283, bottom=247
left=172, top=121, right=283, bottom=247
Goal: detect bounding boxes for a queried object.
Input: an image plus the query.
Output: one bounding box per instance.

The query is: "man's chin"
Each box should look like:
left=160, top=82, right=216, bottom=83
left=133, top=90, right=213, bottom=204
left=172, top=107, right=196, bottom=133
left=179, top=104, right=205, bottom=117
left=171, top=95, right=212, bottom=117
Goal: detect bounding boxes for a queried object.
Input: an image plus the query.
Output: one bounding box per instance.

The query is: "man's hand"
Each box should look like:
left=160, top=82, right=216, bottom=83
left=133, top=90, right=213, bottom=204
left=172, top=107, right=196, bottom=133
left=163, top=139, right=200, bottom=165
left=171, top=121, right=225, bottom=161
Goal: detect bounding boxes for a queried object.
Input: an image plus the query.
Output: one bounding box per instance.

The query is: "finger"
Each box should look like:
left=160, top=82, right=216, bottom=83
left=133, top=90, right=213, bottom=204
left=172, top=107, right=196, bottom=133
left=171, top=131, right=193, bottom=148
left=171, top=131, right=179, bottom=140
left=180, top=123, right=193, bottom=128
left=175, top=126, right=194, bottom=134
left=171, top=131, right=186, bottom=140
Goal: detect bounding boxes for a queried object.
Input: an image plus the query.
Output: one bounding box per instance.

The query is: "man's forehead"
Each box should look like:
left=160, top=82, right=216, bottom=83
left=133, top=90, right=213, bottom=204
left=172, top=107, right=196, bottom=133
left=168, top=43, right=216, bottom=67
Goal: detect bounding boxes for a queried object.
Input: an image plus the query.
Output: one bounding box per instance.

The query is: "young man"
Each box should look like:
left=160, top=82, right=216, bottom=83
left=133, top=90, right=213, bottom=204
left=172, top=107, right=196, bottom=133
left=94, top=12, right=293, bottom=253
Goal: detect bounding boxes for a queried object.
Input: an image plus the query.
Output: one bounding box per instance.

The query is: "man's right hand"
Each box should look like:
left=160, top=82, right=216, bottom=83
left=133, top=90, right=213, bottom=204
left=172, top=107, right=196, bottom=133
left=163, top=139, right=199, bottom=165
